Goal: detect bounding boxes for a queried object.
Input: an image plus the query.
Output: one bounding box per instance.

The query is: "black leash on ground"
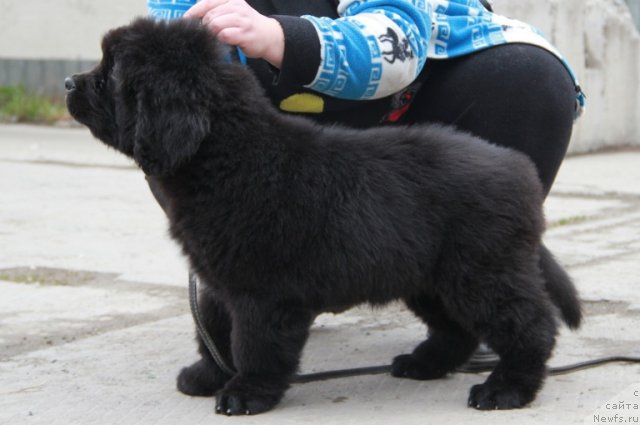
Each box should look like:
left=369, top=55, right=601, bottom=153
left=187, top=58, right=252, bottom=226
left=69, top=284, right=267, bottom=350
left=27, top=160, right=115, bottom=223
left=188, top=273, right=640, bottom=383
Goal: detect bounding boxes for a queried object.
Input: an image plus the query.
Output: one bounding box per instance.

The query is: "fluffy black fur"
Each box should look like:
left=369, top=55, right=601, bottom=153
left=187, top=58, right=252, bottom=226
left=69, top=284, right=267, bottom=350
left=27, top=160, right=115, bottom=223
left=66, top=18, right=581, bottom=415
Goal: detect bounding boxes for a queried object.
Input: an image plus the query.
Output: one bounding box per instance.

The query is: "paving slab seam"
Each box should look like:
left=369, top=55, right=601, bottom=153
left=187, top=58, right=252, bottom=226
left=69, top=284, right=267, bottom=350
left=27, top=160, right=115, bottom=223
left=0, top=157, right=136, bottom=171
left=546, top=211, right=640, bottom=237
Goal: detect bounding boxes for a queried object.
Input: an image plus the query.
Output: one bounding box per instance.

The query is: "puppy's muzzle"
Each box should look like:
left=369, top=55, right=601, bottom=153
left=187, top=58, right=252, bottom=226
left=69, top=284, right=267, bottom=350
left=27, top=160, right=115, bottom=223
left=64, top=77, right=76, bottom=92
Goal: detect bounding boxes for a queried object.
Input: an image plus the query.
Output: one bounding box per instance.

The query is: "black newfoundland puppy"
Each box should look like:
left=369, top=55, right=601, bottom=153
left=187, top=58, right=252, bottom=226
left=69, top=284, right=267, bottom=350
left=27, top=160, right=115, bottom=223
left=66, top=18, right=581, bottom=416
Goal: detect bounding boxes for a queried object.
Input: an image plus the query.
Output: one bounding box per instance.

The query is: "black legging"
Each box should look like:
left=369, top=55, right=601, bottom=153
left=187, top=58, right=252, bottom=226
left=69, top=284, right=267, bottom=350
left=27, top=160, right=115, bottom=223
left=401, top=43, right=577, bottom=197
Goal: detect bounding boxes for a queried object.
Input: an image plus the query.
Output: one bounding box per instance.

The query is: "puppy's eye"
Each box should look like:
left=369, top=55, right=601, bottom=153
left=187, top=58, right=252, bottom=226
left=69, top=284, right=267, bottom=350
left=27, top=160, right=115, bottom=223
left=95, top=77, right=106, bottom=91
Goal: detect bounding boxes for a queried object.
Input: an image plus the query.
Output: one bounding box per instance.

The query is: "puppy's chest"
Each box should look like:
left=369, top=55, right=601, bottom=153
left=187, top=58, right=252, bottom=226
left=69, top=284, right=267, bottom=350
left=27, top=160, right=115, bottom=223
left=169, top=189, right=287, bottom=276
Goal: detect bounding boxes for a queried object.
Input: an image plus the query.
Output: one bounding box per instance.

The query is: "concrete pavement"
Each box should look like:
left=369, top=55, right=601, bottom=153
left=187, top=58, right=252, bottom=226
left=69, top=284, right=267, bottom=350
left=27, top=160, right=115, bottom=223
left=0, top=124, right=639, bottom=425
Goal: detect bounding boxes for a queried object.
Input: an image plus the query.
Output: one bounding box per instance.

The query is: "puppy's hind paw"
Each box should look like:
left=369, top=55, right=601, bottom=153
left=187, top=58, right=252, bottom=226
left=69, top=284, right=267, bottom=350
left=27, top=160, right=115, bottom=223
left=467, top=382, right=530, bottom=410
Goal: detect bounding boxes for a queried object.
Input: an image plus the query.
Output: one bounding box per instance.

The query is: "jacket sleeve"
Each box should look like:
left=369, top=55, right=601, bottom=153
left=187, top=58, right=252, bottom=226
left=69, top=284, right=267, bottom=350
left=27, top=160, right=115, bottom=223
left=274, top=0, right=431, bottom=100
left=270, top=15, right=324, bottom=88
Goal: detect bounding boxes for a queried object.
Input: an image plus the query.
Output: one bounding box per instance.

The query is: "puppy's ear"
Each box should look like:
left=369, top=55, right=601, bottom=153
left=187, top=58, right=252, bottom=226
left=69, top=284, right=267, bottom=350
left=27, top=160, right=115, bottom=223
left=133, top=81, right=210, bottom=176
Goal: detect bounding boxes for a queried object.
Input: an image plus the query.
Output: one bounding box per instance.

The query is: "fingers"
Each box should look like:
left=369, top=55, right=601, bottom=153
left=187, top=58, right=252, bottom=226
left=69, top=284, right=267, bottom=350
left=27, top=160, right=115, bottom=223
left=186, top=0, right=252, bottom=31
left=196, top=2, right=261, bottom=46
left=184, top=0, right=228, bottom=19
left=202, top=12, right=246, bottom=39
left=181, top=0, right=284, bottom=67
left=215, top=26, right=245, bottom=47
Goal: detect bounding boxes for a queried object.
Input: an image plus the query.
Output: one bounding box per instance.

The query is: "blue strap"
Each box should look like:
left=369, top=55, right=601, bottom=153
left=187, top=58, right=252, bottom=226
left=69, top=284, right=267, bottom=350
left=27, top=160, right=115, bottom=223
left=224, top=47, right=247, bottom=65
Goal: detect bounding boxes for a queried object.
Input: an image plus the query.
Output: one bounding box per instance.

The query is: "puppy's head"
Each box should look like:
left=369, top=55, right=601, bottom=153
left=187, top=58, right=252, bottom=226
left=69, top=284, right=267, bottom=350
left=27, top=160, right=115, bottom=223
left=66, top=18, right=224, bottom=176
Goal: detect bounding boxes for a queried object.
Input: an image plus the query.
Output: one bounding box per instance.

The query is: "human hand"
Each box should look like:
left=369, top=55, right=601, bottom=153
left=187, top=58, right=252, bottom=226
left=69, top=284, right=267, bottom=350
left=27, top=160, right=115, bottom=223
left=184, top=0, right=284, bottom=68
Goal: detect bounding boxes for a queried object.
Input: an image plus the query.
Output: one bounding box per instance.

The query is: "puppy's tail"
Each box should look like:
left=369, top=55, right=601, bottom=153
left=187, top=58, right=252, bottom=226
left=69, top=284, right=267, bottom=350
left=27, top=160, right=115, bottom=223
left=540, top=243, right=582, bottom=329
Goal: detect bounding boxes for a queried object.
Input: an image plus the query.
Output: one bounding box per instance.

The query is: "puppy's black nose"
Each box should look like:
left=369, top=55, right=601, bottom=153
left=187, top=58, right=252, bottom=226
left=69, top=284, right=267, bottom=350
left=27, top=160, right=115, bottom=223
left=64, top=77, right=76, bottom=91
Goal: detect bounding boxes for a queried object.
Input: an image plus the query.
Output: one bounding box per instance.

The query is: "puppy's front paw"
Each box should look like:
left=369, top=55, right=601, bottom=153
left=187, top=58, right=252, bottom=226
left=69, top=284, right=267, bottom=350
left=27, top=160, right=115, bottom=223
left=214, top=375, right=287, bottom=416
left=467, top=382, right=530, bottom=410
left=391, top=354, right=448, bottom=380
left=177, top=359, right=229, bottom=397
left=215, top=391, right=278, bottom=416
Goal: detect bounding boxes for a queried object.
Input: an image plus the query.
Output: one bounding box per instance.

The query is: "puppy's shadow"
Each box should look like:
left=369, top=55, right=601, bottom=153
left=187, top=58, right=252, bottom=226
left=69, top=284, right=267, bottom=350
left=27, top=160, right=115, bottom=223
left=299, top=304, right=425, bottom=377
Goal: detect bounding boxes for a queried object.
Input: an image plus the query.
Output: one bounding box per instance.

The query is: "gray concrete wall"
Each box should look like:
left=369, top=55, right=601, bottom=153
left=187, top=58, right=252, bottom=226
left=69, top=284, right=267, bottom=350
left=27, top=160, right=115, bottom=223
left=494, top=0, right=640, bottom=153
left=0, top=0, right=146, bottom=97
left=0, top=58, right=99, bottom=97
left=625, top=0, right=640, bottom=30
left=0, top=0, right=146, bottom=60
left=1, top=0, right=639, bottom=152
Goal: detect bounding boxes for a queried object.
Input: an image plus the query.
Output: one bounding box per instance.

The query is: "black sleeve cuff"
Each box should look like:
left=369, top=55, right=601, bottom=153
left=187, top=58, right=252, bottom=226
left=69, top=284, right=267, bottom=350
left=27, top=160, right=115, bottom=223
left=270, top=15, right=321, bottom=87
